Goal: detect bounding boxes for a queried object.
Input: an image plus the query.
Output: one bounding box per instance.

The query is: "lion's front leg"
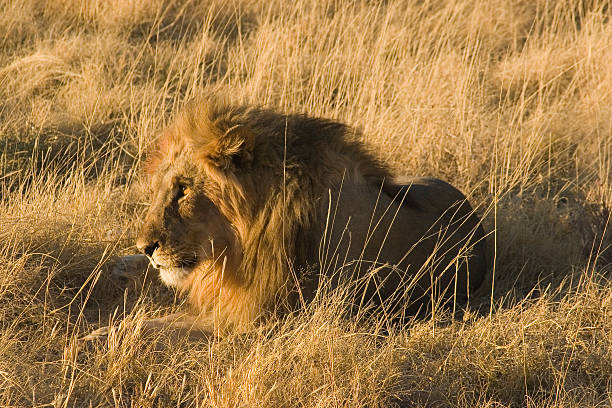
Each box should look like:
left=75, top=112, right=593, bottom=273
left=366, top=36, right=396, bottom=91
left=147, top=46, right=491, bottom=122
left=140, top=313, right=213, bottom=341
left=79, top=313, right=212, bottom=344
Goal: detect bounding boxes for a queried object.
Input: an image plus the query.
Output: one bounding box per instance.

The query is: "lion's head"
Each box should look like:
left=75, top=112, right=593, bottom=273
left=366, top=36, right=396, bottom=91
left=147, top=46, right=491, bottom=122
left=135, top=161, right=241, bottom=288
left=135, top=125, right=242, bottom=289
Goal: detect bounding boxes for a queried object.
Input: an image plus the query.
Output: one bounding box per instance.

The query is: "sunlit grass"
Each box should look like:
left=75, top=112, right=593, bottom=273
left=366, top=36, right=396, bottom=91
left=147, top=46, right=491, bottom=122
left=0, top=0, right=611, bottom=406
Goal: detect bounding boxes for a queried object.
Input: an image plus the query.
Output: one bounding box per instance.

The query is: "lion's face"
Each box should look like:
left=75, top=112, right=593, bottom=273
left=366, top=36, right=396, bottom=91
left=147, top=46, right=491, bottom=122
left=136, top=151, right=239, bottom=288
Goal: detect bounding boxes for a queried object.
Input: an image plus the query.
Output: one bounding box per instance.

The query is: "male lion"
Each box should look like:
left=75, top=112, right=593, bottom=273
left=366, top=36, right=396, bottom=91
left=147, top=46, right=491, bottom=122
left=82, top=99, right=487, bottom=341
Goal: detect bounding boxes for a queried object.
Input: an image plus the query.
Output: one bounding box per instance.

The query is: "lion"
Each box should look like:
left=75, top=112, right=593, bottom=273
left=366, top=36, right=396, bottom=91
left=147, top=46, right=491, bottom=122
left=81, top=98, right=487, bottom=341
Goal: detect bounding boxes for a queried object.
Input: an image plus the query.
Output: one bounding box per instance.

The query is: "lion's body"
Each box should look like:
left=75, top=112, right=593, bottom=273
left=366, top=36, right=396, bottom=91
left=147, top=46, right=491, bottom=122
left=132, top=99, right=488, bottom=334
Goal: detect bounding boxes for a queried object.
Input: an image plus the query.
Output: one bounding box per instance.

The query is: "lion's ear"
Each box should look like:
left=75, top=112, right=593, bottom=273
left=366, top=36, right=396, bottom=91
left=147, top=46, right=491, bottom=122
left=199, top=125, right=255, bottom=172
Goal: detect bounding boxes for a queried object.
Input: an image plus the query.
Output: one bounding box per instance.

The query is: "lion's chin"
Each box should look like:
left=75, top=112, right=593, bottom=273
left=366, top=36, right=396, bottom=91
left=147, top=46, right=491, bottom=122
left=158, top=266, right=193, bottom=288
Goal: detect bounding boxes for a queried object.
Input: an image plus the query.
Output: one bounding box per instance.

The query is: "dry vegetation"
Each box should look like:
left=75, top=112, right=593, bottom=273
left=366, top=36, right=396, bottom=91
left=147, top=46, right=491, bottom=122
left=1, top=0, right=611, bottom=406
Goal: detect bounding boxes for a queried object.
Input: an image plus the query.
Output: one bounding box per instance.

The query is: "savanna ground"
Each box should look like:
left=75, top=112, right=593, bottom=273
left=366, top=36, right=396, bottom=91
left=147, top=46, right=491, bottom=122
left=1, top=0, right=611, bottom=406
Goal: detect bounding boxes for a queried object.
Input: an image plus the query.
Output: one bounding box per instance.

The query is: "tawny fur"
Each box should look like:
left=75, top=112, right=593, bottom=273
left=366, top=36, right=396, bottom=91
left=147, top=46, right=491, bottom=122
left=125, top=98, right=487, bottom=337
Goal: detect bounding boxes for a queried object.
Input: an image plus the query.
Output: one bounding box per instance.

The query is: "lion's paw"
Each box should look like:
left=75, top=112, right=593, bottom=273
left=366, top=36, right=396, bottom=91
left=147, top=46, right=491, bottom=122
left=111, top=254, right=150, bottom=280
left=79, top=326, right=111, bottom=343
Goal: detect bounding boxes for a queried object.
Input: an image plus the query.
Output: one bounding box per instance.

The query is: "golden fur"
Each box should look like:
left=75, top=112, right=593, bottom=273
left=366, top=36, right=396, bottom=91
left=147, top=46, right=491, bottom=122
left=85, top=98, right=488, bottom=340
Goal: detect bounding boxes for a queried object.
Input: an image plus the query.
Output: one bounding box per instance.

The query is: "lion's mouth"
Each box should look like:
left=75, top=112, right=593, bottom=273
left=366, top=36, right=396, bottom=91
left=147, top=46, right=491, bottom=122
left=146, top=255, right=161, bottom=269
left=150, top=256, right=197, bottom=288
left=147, top=253, right=198, bottom=271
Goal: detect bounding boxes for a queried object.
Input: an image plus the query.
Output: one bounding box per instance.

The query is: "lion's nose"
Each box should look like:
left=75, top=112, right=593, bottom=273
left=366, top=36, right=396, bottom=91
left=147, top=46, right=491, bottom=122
left=140, top=241, right=159, bottom=258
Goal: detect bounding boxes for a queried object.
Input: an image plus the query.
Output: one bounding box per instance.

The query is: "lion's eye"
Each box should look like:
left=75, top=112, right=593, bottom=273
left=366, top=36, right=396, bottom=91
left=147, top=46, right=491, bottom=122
left=176, top=184, right=189, bottom=201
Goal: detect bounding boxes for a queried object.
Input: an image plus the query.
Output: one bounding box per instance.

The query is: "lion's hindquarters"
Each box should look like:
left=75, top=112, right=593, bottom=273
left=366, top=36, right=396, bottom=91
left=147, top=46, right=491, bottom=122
left=316, top=178, right=487, bottom=315
left=399, top=177, right=488, bottom=296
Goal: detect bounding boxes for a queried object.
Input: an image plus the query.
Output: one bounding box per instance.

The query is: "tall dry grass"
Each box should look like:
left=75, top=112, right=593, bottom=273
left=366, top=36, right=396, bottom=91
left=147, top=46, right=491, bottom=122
left=0, top=0, right=611, bottom=406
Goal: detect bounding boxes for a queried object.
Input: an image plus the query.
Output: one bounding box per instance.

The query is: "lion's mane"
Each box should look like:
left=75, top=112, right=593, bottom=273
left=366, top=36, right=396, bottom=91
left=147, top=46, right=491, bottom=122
left=143, top=99, right=486, bottom=330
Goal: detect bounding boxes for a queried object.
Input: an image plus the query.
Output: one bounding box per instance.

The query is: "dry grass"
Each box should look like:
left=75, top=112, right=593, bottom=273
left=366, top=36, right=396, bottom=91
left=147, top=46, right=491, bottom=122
left=1, top=0, right=611, bottom=406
